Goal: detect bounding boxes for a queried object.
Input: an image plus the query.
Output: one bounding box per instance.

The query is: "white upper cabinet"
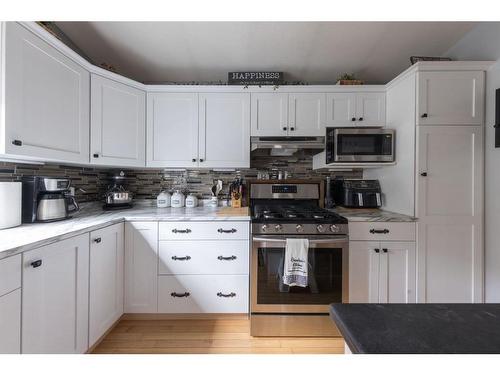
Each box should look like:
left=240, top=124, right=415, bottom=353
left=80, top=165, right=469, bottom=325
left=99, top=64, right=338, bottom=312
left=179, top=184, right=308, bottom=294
left=251, top=93, right=288, bottom=136
left=147, top=93, right=199, bottom=168
left=325, top=93, right=357, bottom=127
left=417, top=71, right=484, bottom=125
left=89, top=223, right=124, bottom=347
left=2, top=22, right=90, bottom=163
left=91, top=74, right=145, bottom=167
left=199, top=93, right=250, bottom=168
left=288, top=93, right=326, bottom=136
left=416, top=126, right=483, bottom=303
left=22, top=234, right=89, bottom=354
left=356, top=93, right=386, bottom=126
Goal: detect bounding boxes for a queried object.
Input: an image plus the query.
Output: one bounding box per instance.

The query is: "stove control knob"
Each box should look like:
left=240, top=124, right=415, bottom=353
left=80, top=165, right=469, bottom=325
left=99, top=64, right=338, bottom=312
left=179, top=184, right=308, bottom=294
left=296, top=224, right=304, bottom=233
left=261, top=224, right=268, bottom=233
left=330, top=224, right=340, bottom=233
left=274, top=224, right=283, bottom=232
left=316, top=224, right=326, bottom=233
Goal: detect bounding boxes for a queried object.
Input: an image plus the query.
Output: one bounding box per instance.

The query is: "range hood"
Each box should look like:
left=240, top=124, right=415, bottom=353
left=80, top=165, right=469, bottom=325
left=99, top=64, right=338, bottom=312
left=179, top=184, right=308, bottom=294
left=250, top=136, right=325, bottom=156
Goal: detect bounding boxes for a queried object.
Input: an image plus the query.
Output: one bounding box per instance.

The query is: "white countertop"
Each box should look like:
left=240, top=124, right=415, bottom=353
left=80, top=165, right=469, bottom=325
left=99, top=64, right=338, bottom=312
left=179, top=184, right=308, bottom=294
left=0, top=201, right=250, bottom=259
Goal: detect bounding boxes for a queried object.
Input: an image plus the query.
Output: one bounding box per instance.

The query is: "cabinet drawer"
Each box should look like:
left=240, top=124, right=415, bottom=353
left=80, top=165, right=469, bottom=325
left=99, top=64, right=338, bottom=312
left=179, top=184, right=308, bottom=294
left=158, top=275, right=249, bottom=313
left=349, top=222, right=416, bottom=241
left=159, top=240, right=249, bottom=275
left=159, top=221, right=249, bottom=240
left=0, top=254, right=21, bottom=297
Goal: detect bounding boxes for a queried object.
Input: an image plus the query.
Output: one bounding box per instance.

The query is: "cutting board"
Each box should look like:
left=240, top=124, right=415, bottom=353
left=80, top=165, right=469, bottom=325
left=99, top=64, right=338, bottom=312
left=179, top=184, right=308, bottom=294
left=216, top=207, right=250, bottom=217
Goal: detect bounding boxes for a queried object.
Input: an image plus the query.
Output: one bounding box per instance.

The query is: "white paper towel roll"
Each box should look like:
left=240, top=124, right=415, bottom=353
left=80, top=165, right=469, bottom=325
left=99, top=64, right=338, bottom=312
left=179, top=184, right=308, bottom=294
left=0, top=182, right=22, bottom=229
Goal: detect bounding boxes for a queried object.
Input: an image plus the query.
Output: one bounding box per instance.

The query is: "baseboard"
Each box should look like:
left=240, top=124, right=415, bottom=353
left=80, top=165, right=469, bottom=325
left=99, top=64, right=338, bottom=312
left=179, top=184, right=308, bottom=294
left=121, top=313, right=250, bottom=320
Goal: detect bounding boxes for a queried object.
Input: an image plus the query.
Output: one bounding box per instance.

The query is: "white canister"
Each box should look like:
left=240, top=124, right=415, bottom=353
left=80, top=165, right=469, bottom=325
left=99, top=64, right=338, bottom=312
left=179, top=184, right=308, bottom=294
left=171, top=190, right=185, bottom=208
left=156, top=191, right=171, bottom=208
left=0, top=182, right=22, bottom=229
left=185, top=194, right=198, bottom=208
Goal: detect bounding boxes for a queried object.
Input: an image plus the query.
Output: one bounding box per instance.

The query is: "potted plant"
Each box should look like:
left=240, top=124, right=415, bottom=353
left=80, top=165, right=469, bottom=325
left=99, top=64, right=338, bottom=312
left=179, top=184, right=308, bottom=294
left=336, top=73, right=364, bottom=85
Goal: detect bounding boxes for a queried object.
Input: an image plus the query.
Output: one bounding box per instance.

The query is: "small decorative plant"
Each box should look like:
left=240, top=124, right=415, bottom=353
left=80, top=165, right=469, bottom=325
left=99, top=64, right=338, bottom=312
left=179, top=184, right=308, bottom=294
left=336, top=73, right=364, bottom=85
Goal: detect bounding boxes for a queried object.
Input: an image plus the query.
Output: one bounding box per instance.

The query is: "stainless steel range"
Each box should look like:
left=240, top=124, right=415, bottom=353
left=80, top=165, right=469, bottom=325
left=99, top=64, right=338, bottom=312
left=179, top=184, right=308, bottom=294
left=249, top=180, right=349, bottom=337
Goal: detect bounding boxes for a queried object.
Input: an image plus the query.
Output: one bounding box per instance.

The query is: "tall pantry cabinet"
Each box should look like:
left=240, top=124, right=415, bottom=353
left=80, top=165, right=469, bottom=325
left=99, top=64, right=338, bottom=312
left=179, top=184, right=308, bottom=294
left=366, top=62, right=490, bottom=303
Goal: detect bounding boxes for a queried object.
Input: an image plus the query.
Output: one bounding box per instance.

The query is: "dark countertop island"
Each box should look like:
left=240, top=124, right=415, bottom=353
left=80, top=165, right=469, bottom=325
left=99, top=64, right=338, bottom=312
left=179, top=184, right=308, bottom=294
left=330, top=303, right=500, bottom=354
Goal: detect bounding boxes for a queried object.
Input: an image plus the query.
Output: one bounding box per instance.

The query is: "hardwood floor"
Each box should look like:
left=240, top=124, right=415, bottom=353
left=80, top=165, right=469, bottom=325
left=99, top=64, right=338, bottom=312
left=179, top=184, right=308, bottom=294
left=91, top=319, right=345, bottom=354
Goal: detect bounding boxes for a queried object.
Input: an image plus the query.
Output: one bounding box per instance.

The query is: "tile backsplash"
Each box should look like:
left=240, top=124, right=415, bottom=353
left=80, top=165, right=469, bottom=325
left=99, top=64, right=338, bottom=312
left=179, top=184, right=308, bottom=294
left=0, top=150, right=362, bottom=203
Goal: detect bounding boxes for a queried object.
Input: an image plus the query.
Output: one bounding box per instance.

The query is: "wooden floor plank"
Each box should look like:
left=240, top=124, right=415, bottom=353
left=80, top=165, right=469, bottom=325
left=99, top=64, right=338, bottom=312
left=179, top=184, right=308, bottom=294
left=92, top=319, right=344, bottom=354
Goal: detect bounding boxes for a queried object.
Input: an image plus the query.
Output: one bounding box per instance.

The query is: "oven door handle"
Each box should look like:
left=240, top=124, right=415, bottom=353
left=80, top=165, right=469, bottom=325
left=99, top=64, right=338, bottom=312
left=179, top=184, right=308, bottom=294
left=252, top=236, right=349, bottom=244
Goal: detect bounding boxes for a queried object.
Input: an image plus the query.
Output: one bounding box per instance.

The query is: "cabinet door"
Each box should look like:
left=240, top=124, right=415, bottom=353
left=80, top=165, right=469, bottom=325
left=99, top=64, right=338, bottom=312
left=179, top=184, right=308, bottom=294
left=417, top=71, right=484, bottom=125
left=146, top=93, right=199, bottom=168
left=22, top=234, right=89, bottom=353
left=378, top=242, right=416, bottom=303
left=4, top=22, right=90, bottom=163
left=288, top=93, right=326, bottom=136
left=348, top=241, right=380, bottom=303
left=325, top=93, right=356, bottom=127
left=124, top=222, right=158, bottom=313
left=91, top=74, right=145, bottom=167
left=416, top=126, right=483, bottom=302
left=199, top=93, right=250, bottom=168
left=0, top=289, right=21, bottom=354
left=251, top=93, right=288, bottom=136
left=355, top=93, right=386, bottom=127
left=89, top=223, right=124, bottom=347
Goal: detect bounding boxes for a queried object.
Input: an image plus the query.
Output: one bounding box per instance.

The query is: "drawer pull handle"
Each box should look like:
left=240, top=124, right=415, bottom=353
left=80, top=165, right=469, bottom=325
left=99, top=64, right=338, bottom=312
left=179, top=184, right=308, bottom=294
left=12, top=139, right=22, bottom=146
left=172, top=229, right=192, bottom=234
left=171, top=292, right=190, bottom=298
left=171, top=255, right=191, bottom=261
left=369, top=229, right=389, bottom=234
left=217, top=292, right=236, bottom=298
left=218, top=228, right=237, bottom=234
left=382, top=248, right=388, bottom=253
left=93, top=237, right=102, bottom=243
left=31, top=259, right=42, bottom=268
left=374, top=248, right=380, bottom=253
left=218, top=255, right=237, bottom=261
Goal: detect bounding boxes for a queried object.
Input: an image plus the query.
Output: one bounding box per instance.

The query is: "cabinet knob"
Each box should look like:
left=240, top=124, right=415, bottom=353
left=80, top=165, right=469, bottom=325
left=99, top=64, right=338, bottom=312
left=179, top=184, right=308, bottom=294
left=421, top=113, right=428, bottom=118
left=93, top=237, right=102, bottom=243
left=351, top=117, right=356, bottom=122
left=290, top=127, right=295, bottom=131
left=420, top=172, right=428, bottom=177
left=192, top=158, right=197, bottom=162
left=30, top=259, right=42, bottom=268
left=382, top=248, right=388, bottom=253
left=358, top=117, right=363, bottom=121
left=199, top=159, right=204, bottom=162
left=283, top=127, right=287, bottom=131
left=374, top=248, right=380, bottom=253
left=12, top=139, right=22, bottom=146
left=93, top=153, right=99, bottom=158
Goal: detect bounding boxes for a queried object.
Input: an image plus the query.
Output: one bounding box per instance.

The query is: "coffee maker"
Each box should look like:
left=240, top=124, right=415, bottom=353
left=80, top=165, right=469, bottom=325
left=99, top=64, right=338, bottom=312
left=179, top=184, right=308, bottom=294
left=21, top=176, right=79, bottom=223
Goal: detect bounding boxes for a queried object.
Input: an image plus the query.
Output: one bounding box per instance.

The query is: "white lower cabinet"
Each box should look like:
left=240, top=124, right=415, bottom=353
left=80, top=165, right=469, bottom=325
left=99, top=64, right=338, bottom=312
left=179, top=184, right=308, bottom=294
left=22, top=234, right=89, bottom=354
left=349, top=230, right=416, bottom=303
left=124, top=222, right=158, bottom=313
left=0, top=289, right=21, bottom=353
left=89, top=223, right=124, bottom=347
left=158, top=275, right=249, bottom=313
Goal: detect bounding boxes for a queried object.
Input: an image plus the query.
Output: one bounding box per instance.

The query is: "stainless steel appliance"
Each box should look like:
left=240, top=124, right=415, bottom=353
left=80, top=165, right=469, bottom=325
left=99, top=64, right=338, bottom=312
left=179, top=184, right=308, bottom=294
left=249, top=180, right=348, bottom=337
left=328, top=179, right=383, bottom=208
left=21, top=176, right=79, bottom=223
left=325, top=128, right=395, bottom=163
left=251, top=136, right=325, bottom=156
left=103, top=171, right=133, bottom=210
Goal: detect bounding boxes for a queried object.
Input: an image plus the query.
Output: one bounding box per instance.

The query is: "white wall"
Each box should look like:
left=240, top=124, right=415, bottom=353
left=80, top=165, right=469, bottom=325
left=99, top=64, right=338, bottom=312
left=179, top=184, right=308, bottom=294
left=446, top=23, right=500, bottom=302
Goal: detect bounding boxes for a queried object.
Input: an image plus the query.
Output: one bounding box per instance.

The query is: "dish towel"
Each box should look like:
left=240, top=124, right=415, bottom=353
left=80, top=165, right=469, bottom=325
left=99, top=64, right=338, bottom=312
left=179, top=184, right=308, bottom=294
left=283, top=238, right=310, bottom=287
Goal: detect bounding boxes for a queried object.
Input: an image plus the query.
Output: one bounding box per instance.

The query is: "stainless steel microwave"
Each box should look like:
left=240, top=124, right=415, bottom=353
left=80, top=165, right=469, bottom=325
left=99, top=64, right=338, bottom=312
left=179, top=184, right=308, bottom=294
left=325, top=128, right=395, bottom=163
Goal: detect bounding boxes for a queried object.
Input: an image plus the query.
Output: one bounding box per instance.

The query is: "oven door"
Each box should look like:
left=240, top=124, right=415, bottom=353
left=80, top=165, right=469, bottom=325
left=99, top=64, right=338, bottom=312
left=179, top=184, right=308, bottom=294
left=251, top=235, right=349, bottom=314
left=331, top=128, right=395, bottom=162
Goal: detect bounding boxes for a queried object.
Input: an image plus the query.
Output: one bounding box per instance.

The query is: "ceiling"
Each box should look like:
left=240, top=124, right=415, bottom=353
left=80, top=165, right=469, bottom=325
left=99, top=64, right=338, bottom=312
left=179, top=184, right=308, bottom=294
left=55, top=22, right=477, bottom=84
